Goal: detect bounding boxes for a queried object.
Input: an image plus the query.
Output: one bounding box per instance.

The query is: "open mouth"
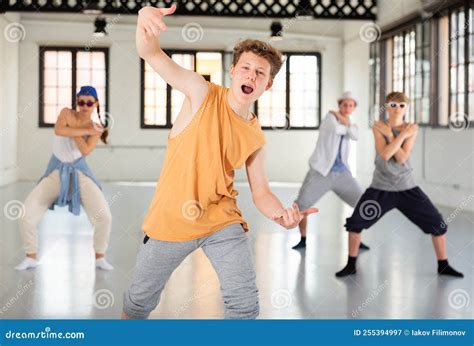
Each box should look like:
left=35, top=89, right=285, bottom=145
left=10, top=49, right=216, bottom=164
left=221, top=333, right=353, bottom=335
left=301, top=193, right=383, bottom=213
left=241, top=84, right=254, bottom=95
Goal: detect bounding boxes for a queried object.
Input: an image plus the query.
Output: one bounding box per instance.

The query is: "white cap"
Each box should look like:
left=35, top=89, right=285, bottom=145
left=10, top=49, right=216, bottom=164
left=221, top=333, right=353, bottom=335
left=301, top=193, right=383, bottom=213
left=337, top=91, right=357, bottom=105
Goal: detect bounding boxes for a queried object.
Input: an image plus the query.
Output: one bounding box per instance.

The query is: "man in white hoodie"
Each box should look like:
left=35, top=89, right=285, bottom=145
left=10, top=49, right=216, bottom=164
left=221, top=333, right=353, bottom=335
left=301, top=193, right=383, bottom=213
left=292, top=92, right=369, bottom=250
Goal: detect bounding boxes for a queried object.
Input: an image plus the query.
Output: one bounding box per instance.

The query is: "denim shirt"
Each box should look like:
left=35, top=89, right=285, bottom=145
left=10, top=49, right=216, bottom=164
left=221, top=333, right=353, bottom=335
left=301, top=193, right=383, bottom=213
left=330, top=136, right=349, bottom=173
left=39, top=155, right=101, bottom=215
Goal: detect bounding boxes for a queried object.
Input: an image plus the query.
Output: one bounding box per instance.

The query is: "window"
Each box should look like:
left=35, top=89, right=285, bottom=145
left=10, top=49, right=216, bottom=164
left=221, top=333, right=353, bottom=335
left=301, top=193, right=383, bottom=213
left=392, top=29, right=416, bottom=122
left=369, top=42, right=381, bottom=124
left=448, top=6, right=473, bottom=123
left=39, top=47, right=108, bottom=126
left=288, top=54, right=320, bottom=128
left=414, top=20, right=431, bottom=124
left=257, top=53, right=321, bottom=129
left=370, top=2, right=473, bottom=128
left=142, top=51, right=321, bottom=130
left=141, top=50, right=223, bottom=128
left=470, top=7, right=474, bottom=120
left=257, top=55, right=287, bottom=128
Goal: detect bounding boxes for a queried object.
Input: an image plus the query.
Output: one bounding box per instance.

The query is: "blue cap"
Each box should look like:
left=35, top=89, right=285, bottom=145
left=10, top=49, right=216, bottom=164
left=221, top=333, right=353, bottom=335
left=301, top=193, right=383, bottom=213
left=77, top=86, right=98, bottom=99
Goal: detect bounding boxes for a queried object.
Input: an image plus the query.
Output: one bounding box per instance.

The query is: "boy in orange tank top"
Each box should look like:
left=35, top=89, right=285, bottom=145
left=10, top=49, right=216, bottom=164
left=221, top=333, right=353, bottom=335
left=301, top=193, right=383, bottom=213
left=122, top=4, right=318, bottom=319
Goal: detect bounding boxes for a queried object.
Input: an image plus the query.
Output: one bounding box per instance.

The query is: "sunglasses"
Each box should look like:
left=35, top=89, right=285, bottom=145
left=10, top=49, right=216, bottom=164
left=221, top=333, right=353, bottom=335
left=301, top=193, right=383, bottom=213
left=385, top=102, right=407, bottom=109
left=77, top=100, right=96, bottom=107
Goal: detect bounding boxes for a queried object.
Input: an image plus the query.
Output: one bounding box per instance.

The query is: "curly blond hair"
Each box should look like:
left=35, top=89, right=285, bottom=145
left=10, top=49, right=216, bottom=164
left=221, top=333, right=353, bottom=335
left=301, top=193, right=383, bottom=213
left=232, top=39, right=283, bottom=79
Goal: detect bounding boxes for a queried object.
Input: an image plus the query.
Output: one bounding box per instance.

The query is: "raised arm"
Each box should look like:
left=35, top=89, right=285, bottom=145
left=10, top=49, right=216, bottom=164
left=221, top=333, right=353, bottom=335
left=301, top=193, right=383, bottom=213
left=54, top=108, right=101, bottom=137
left=245, top=147, right=318, bottom=229
left=136, top=4, right=208, bottom=111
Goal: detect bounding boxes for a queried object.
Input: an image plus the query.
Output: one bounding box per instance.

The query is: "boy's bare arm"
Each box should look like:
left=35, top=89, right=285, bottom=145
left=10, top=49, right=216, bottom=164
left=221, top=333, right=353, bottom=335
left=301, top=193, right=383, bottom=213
left=391, top=125, right=418, bottom=164
left=373, top=128, right=406, bottom=161
left=373, top=122, right=418, bottom=164
left=245, top=147, right=318, bottom=229
left=136, top=4, right=208, bottom=110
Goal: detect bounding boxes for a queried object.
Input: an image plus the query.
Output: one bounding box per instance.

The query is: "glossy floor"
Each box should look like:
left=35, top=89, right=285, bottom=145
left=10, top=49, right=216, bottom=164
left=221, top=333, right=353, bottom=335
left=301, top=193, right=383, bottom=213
left=1, top=181, right=472, bottom=319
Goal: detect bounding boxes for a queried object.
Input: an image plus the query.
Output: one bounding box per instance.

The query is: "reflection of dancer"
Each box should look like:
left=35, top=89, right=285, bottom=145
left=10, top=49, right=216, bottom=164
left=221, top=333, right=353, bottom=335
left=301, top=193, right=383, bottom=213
left=336, top=92, right=463, bottom=278
left=292, top=92, right=369, bottom=251
left=122, top=5, right=317, bottom=320
left=15, top=86, right=113, bottom=271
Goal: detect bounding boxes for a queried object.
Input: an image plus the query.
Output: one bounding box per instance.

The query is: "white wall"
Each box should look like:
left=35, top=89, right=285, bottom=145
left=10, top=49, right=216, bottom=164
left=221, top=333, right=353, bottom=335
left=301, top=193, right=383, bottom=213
left=15, top=13, right=343, bottom=184
left=376, top=0, right=421, bottom=27
left=343, top=0, right=474, bottom=212
left=10, top=2, right=473, bottom=211
left=0, top=13, right=20, bottom=186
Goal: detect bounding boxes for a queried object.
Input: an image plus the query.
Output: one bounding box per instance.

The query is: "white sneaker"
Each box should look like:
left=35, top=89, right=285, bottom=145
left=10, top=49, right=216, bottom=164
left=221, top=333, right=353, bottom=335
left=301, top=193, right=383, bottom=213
left=15, top=257, right=39, bottom=270
left=95, top=258, right=114, bottom=271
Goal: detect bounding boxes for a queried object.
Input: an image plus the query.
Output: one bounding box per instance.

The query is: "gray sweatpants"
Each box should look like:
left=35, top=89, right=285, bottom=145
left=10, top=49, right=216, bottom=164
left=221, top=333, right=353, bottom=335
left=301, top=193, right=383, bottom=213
left=123, top=223, right=258, bottom=319
left=295, top=168, right=363, bottom=210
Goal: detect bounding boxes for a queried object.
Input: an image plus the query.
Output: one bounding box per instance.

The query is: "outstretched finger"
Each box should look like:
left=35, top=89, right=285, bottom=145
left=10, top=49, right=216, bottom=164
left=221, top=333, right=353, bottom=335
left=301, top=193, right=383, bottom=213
left=292, top=203, right=301, bottom=221
left=161, top=3, right=177, bottom=16
left=301, top=208, right=319, bottom=216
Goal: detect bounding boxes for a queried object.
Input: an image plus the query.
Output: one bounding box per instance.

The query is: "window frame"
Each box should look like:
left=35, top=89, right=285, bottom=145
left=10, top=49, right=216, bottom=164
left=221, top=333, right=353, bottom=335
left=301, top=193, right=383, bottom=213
left=140, top=49, right=225, bottom=129
left=140, top=50, right=322, bottom=130
left=369, top=41, right=383, bottom=125
left=371, top=1, right=472, bottom=128
left=38, top=46, right=110, bottom=128
left=256, top=51, right=322, bottom=131
left=447, top=4, right=472, bottom=125
left=390, top=25, right=426, bottom=125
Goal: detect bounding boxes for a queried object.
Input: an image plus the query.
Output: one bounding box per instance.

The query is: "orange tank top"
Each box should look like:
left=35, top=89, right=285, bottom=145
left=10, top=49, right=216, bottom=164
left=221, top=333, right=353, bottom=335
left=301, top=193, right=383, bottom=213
left=142, top=82, right=266, bottom=241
